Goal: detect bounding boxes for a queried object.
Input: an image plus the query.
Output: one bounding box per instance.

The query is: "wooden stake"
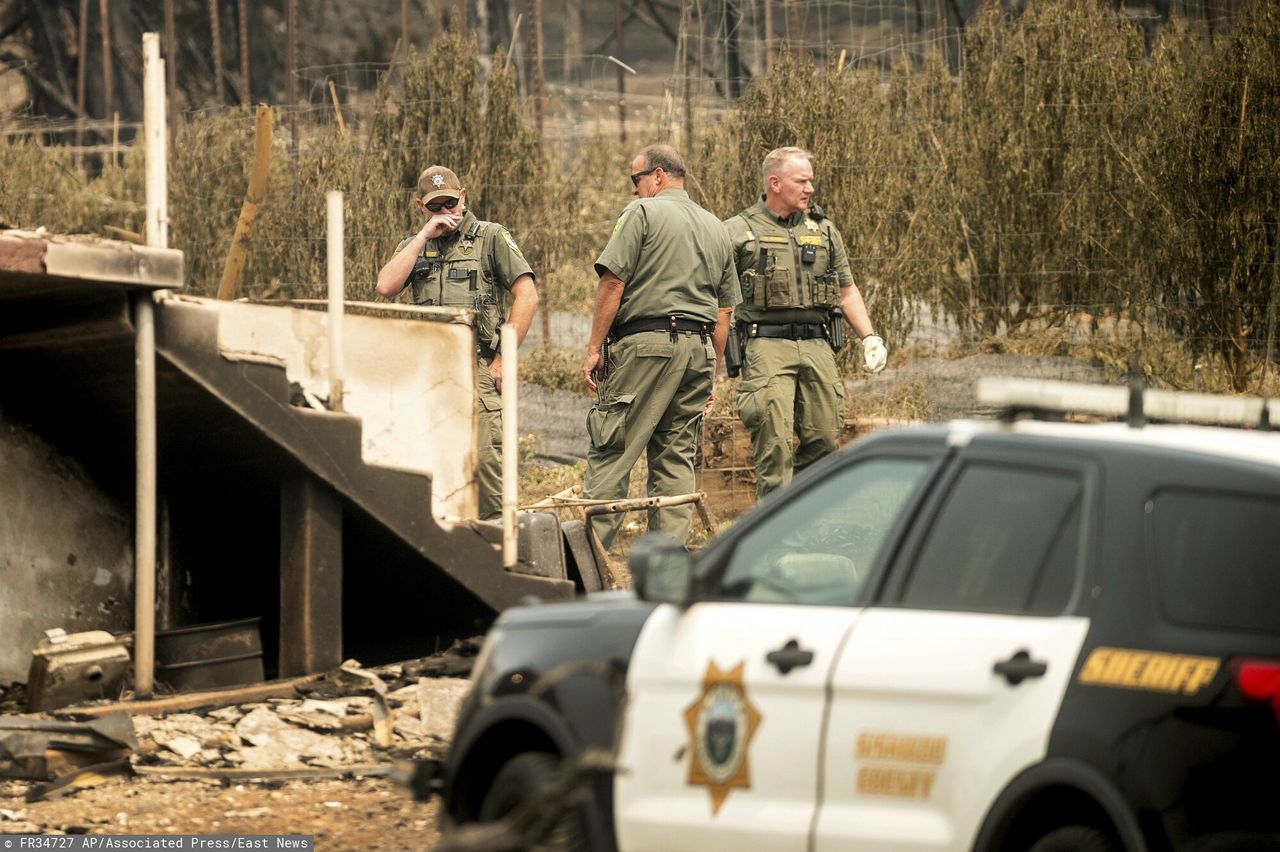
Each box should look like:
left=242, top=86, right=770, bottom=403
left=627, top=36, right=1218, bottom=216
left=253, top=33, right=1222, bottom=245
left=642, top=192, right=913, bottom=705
left=218, top=105, right=274, bottom=301
left=209, top=0, right=223, bottom=103
left=328, top=79, right=348, bottom=136
left=111, top=110, right=119, bottom=170
left=237, top=0, right=250, bottom=105
left=504, top=13, right=522, bottom=70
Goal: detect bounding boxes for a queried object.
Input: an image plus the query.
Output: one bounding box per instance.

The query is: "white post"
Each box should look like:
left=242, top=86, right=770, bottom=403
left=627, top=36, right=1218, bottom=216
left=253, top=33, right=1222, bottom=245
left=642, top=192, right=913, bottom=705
left=135, top=32, right=166, bottom=698
left=326, top=191, right=345, bottom=411
left=144, top=33, right=167, bottom=249
left=501, top=323, right=518, bottom=567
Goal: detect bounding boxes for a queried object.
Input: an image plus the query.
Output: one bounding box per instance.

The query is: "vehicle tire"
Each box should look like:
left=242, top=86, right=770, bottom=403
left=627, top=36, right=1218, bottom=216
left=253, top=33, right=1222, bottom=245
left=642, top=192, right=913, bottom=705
left=478, top=752, right=593, bottom=852
left=1028, top=825, right=1121, bottom=852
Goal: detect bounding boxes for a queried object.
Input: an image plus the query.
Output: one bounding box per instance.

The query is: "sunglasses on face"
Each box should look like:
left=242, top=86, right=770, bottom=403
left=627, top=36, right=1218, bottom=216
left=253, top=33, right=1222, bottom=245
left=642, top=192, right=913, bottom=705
left=630, top=167, right=657, bottom=187
left=425, top=196, right=460, bottom=212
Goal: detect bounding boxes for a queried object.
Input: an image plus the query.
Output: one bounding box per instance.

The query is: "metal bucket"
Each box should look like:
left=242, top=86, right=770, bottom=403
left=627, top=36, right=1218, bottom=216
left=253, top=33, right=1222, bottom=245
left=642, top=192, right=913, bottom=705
left=155, top=617, right=265, bottom=692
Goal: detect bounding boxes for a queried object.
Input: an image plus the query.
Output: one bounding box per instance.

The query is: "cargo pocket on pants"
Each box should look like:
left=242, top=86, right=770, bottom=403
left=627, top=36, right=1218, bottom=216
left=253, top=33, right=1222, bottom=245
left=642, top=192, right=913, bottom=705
left=587, top=392, right=636, bottom=452
left=480, top=393, right=503, bottom=448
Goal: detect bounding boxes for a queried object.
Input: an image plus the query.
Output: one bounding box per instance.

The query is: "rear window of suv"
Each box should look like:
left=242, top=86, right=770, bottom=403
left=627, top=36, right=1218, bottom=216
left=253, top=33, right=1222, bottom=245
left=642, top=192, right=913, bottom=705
left=1149, top=488, right=1280, bottom=634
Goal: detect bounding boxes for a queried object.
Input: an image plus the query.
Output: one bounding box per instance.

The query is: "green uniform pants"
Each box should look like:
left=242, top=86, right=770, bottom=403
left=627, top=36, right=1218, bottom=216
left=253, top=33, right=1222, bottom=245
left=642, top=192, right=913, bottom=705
left=476, top=358, right=503, bottom=521
left=736, top=336, right=846, bottom=499
left=583, top=331, right=714, bottom=549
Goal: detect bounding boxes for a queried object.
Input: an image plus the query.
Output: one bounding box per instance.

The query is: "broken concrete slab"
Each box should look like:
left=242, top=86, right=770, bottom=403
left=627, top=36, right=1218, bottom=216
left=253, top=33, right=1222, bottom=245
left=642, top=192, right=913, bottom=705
left=417, top=678, right=470, bottom=741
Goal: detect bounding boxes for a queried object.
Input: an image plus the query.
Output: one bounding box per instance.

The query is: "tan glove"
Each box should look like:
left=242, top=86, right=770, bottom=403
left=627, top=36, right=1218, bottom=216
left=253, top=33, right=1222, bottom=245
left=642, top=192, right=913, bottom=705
left=862, top=334, right=888, bottom=373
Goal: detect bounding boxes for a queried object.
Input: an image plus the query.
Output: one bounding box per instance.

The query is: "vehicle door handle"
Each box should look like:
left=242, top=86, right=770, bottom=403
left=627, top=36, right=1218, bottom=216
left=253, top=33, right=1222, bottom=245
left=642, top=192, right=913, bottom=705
left=766, top=639, right=814, bottom=675
left=993, top=650, right=1048, bottom=685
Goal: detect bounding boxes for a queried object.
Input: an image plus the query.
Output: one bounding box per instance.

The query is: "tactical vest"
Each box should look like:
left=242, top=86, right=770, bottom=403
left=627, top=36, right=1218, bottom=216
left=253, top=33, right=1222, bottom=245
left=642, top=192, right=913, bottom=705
left=407, top=219, right=506, bottom=351
left=730, top=208, right=841, bottom=312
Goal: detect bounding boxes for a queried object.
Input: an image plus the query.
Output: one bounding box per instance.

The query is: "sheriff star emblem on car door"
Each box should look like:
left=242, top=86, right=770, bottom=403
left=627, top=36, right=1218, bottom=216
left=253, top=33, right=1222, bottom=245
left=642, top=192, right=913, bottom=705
left=682, top=660, right=762, bottom=814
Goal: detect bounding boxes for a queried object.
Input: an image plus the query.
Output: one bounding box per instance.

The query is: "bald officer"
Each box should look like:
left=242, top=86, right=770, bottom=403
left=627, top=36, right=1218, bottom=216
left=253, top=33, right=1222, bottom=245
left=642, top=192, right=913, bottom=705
left=725, top=146, right=886, bottom=499
left=377, top=165, right=539, bottom=520
left=581, top=144, right=741, bottom=549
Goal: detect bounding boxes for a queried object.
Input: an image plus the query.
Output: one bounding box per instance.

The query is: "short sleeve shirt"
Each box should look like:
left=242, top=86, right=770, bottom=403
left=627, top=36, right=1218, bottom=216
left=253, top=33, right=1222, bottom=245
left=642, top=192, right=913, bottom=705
left=393, top=211, right=533, bottom=293
left=594, top=188, right=740, bottom=325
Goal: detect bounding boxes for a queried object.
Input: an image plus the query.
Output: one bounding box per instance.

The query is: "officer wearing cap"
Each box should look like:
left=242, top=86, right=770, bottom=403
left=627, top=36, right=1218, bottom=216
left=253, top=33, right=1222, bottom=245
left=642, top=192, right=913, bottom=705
left=581, top=144, right=741, bottom=549
left=724, top=147, right=887, bottom=499
left=377, top=166, right=539, bottom=521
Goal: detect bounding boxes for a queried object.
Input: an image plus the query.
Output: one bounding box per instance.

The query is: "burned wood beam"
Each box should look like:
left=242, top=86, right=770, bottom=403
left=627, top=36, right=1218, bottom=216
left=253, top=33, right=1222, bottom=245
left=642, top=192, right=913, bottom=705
left=279, top=477, right=343, bottom=677
left=54, top=673, right=327, bottom=717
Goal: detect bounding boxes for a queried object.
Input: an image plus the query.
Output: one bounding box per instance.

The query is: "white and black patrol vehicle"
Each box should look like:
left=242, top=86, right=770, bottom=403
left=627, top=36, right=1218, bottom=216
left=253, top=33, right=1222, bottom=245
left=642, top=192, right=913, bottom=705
left=431, top=378, right=1280, bottom=852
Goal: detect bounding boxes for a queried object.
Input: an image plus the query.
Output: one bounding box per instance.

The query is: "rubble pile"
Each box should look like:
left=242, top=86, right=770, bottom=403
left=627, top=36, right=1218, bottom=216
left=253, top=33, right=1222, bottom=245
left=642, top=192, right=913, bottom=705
left=0, top=639, right=482, bottom=826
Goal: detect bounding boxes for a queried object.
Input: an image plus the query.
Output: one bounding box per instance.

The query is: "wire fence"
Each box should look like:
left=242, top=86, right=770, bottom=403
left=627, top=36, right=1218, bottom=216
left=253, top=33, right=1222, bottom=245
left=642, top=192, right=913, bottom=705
left=1, top=0, right=1277, bottom=404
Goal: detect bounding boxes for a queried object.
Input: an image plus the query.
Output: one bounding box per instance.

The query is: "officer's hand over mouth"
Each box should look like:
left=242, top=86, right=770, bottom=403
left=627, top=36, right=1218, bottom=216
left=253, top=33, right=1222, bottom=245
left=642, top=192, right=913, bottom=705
left=419, top=210, right=464, bottom=241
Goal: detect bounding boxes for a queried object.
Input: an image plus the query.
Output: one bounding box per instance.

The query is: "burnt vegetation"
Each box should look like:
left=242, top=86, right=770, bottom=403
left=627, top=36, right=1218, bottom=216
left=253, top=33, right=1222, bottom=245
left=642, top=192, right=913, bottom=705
left=1, top=0, right=1277, bottom=393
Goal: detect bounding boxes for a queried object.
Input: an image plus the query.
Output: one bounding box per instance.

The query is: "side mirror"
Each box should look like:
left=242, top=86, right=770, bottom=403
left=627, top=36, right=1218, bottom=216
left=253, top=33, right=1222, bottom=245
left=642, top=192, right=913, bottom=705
left=629, top=533, right=695, bottom=607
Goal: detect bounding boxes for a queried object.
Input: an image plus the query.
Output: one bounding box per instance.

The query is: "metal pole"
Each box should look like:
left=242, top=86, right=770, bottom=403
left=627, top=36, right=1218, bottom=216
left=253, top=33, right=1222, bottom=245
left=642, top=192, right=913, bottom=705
left=237, top=0, right=250, bottom=105
left=164, top=0, right=177, bottom=140
left=682, top=1, right=693, bottom=156
left=532, top=0, right=545, bottom=140
left=100, top=0, right=113, bottom=119
left=614, top=0, right=626, bottom=143
left=135, top=32, right=167, bottom=699
left=76, top=0, right=89, bottom=167
left=402, top=0, right=411, bottom=57
left=133, top=291, right=156, bottom=699
left=763, top=0, right=772, bottom=72
left=209, top=0, right=223, bottom=104
left=501, top=323, right=518, bottom=567
left=326, top=191, right=346, bottom=412
left=287, top=0, right=297, bottom=155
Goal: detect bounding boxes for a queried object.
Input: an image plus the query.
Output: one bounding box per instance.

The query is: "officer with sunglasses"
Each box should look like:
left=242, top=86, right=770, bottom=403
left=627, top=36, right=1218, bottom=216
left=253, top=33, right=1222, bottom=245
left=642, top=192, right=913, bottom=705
left=581, top=144, right=740, bottom=549
left=377, top=166, right=539, bottom=521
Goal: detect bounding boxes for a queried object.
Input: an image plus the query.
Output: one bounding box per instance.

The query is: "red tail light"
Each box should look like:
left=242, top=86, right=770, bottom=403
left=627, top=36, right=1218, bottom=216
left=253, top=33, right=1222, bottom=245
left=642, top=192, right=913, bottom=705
left=1231, top=658, right=1280, bottom=724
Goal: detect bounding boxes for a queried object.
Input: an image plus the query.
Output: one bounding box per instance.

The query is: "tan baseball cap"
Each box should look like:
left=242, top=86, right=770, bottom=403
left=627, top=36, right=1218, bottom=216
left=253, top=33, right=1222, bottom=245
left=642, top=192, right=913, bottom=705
left=417, top=166, right=463, bottom=203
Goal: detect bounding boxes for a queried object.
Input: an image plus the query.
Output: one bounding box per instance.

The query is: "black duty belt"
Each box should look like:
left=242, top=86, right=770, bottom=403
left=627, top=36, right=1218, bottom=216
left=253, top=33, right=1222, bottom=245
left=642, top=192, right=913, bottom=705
left=745, top=322, right=828, bottom=341
left=610, top=315, right=711, bottom=342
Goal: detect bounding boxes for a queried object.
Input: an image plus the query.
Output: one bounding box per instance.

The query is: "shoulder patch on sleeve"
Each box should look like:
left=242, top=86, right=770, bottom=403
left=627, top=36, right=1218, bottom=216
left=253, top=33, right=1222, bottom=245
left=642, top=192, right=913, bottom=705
left=612, top=210, right=630, bottom=235
left=500, top=227, right=524, bottom=257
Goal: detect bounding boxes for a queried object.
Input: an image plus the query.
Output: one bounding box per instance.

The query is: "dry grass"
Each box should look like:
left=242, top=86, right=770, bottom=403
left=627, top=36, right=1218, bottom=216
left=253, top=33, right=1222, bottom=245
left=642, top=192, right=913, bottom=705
left=2, top=2, right=1276, bottom=394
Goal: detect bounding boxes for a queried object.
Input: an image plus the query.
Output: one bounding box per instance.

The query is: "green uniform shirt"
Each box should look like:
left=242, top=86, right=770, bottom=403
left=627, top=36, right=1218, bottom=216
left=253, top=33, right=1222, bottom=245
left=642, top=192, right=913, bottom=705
left=395, top=210, right=533, bottom=349
left=724, top=199, right=854, bottom=325
left=595, top=187, right=741, bottom=326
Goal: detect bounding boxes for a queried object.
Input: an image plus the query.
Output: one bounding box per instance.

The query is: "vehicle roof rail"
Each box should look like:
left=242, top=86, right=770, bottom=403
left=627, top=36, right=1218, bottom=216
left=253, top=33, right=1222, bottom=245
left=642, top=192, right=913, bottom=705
left=975, top=377, right=1279, bottom=431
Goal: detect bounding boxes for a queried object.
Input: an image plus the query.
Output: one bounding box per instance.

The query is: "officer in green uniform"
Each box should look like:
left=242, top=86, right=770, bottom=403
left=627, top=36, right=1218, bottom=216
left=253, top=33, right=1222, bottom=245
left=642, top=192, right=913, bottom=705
left=724, top=147, right=887, bottom=499
left=581, top=144, right=741, bottom=549
left=376, top=166, right=539, bottom=521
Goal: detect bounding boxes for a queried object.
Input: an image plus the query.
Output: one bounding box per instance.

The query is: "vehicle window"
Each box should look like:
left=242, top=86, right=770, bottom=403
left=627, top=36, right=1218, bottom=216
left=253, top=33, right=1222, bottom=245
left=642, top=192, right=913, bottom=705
left=716, top=457, right=931, bottom=606
left=900, top=464, right=1081, bottom=615
left=1149, top=489, right=1280, bottom=633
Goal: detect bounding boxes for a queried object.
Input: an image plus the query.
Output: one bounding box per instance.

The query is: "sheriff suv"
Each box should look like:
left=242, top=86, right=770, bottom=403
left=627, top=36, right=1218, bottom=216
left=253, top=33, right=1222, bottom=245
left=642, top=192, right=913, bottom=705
left=437, top=379, right=1280, bottom=852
